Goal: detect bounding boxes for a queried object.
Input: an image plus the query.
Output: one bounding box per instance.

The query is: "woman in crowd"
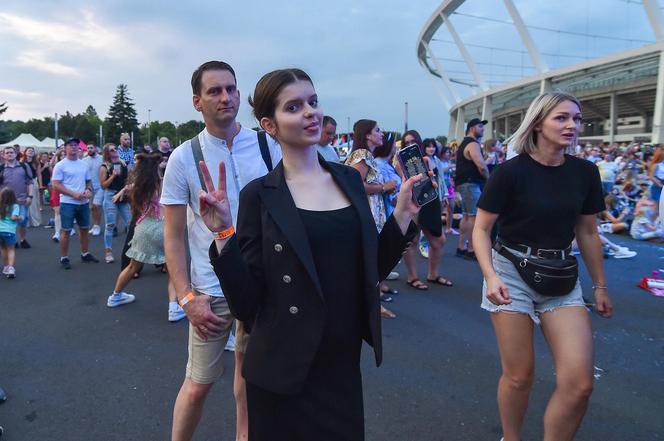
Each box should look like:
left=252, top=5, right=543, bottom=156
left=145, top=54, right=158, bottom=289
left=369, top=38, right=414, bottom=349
left=345, top=119, right=399, bottom=318
left=202, top=68, right=420, bottom=440
left=648, top=144, right=663, bottom=203
left=106, top=152, right=184, bottom=321
left=400, top=130, right=452, bottom=290
left=438, top=147, right=456, bottom=234
left=48, top=148, right=66, bottom=242
left=483, top=138, right=502, bottom=173
left=22, top=147, right=41, bottom=226
left=37, top=152, right=51, bottom=210
left=100, top=143, right=131, bottom=264
left=473, top=91, right=612, bottom=441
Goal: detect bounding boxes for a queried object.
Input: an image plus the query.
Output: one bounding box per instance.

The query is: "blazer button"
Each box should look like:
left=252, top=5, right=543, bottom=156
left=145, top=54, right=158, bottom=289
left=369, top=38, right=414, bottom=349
left=282, top=275, right=292, bottom=284
left=274, top=243, right=283, bottom=252
left=289, top=306, right=299, bottom=314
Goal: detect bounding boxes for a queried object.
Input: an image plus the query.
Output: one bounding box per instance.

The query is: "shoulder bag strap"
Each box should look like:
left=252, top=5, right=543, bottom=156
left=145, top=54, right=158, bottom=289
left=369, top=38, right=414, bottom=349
left=257, top=130, right=273, bottom=172
left=190, top=135, right=207, bottom=192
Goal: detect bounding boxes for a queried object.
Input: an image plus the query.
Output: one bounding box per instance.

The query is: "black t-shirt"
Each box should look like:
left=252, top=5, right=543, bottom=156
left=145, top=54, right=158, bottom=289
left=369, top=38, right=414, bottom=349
left=477, top=153, right=605, bottom=249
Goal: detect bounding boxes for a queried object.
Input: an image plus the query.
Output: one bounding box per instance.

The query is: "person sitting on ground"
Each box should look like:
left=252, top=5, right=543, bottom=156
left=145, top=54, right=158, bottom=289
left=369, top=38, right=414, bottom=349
left=598, top=193, right=631, bottom=234
left=630, top=198, right=664, bottom=242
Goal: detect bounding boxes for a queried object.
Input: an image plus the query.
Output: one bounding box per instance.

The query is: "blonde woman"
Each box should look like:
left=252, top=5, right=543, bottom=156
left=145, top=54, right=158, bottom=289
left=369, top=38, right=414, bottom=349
left=472, top=92, right=612, bottom=441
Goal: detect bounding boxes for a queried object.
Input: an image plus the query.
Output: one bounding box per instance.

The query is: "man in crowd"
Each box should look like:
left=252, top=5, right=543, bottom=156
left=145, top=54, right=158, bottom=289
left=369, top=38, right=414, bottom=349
left=118, top=133, right=135, bottom=171
left=0, top=146, right=34, bottom=248
left=161, top=61, right=280, bottom=441
left=454, top=118, right=489, bottom=261
left=51, top=138, right=100, bottom=269
left=158, top=137, right=172, bottom=175
left=316, top=115, right=340, bottom=162
left=83, top=144, right=103, bottom=236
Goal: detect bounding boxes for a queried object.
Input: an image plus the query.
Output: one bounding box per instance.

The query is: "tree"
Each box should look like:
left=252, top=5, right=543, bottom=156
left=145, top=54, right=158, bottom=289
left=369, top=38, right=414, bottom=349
left=436, top=135, right=448, bottom=147
left=104, top=84, right=139, bottom=146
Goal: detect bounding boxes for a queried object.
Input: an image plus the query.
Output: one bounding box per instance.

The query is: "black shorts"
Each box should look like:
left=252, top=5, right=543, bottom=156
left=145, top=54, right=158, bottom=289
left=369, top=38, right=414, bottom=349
left=417, top=199, right=443, bottom=237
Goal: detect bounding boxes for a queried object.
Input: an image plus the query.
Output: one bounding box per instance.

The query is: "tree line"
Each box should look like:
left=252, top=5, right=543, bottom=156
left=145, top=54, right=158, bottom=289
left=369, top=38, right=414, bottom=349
left=0, top=84, right=204, bottom=147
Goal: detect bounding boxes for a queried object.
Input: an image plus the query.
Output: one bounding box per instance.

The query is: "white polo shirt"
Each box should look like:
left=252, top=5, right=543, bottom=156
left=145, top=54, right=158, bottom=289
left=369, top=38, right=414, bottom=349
left=160, top=127, right=281, bottom=297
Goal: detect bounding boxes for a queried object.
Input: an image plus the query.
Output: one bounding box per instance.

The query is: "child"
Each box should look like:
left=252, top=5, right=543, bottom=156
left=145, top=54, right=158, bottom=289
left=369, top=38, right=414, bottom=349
left=630, top=198, right=664, bottom=241
left=0, top=187, right=21, bottom=278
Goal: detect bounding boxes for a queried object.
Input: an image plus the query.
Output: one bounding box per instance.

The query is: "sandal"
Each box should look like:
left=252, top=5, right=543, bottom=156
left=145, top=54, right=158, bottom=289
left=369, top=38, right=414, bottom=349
left=380, top=305, right=396, bottom=319
left=406, top=279, right=429, bottom=290
left=427, top=276, right=453, bottom=286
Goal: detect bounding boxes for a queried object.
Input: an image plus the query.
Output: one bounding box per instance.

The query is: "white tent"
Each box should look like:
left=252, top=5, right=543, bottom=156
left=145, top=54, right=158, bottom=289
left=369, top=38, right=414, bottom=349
left=0, top=133, right=43, bottom=149
left=39, top=137, right=64, bottom=151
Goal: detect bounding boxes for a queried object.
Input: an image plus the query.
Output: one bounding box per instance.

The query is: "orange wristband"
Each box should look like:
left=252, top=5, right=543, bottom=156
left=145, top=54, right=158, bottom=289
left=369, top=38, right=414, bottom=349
left=178, top=292, right=196, bottom=307
left=213, top=225, right=235, bottom=240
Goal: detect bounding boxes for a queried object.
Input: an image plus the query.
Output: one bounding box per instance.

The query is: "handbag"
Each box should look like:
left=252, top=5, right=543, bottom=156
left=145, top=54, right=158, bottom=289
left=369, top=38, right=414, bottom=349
left=494, top=240, right=578, bottom=297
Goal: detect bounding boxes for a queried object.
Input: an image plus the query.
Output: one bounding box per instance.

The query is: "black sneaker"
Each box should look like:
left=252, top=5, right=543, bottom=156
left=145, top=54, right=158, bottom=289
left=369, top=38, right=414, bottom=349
left=81, top=253, right=99, bottom=263
left=20, top=239, right=31, bottom=249
left=455, top=248, right=467, bottom=258
left=464, top=251, right=477, bottom=261
left=60, top=258, right=71, bottom=270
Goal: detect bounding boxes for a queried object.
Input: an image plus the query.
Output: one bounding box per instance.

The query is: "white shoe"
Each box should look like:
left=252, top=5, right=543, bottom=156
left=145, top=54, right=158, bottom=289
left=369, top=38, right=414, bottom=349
left=386, top=271, right=399, bottom=280
left=5, top=266, right=15, bottom=279
left=90, top=225, right=101, bottom=236
left=52, top=233, right=60, bottom=243
left=225, top=332, right=236, bottom=352
left=613, top=248, right=637, bottom=259
left=168, top=303, right=186, bottom=322
left=105, top=251, right=115, bottom=264
left=1, top=266, right=8, bottom=275
left=107, top=292, right=136, bottom=307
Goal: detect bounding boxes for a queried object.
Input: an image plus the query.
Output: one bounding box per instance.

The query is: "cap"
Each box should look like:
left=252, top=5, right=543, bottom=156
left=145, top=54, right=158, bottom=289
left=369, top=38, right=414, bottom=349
left=65, top=137, right=81, bottom=146
left=466, top=118, right=488, bottom=133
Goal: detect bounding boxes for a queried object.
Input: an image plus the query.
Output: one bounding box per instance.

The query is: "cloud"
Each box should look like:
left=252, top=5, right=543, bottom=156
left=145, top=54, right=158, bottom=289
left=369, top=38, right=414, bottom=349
left=0, top=88, right=41, bottom=98
left=15, top=50, right=81, bottom=76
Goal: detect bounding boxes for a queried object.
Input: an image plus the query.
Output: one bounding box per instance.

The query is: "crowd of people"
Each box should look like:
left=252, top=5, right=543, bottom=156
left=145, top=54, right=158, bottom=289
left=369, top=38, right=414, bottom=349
left=0, top=59, right=660, bottom=441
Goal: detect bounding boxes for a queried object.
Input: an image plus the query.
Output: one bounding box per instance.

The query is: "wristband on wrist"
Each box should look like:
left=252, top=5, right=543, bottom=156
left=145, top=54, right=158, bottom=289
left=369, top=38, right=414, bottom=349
left=592, top=285, right=608, bottom=290
left=213, top=225, right=235, bottom=240
left=178, top=291, right=196, bottom=307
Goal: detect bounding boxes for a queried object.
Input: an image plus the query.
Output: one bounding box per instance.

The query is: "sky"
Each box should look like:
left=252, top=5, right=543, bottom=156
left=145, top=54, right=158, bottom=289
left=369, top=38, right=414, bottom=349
left=0, top=0, right=662, bottom=140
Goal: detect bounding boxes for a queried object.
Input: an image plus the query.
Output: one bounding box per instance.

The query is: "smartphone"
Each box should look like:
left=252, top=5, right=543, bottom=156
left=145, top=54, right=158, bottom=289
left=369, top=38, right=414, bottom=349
left=397, top=144, right=439, bottom=207
left=113, top=164, right=121, bottom=173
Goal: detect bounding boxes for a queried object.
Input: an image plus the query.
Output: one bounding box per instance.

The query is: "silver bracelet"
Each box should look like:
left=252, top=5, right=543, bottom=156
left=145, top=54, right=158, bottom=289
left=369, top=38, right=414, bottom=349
left=592, top=285, right=608, bottom=290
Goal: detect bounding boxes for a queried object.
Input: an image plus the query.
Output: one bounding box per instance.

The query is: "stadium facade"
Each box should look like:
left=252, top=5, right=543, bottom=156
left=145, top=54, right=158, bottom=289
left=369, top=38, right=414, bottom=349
left=417, top=0, right=664, bottom=144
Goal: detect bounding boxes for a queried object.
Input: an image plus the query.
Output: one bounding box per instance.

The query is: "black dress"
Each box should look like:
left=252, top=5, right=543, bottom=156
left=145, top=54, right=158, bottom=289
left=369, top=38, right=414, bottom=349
left=245, top=205, right=366, bottom=441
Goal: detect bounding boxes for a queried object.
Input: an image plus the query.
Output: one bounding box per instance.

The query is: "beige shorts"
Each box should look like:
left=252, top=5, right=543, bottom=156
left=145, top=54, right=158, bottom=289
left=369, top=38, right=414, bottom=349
left=185, top=296, right=234, bottom=384
left=235, top=320, right=250, bottom=354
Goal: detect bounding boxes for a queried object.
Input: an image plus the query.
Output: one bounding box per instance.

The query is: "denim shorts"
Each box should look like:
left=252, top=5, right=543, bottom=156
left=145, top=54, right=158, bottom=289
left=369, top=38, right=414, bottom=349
left=60, top=202, right=91, bottom=231
left=0, top=232, right=17, bottom=247
left=92, top=187, right=104, bottom=206
left=17, top=204, right=29, bottom=227
left=481, top=247, right=585, bottom=324
left=457, top=182, right=481, bottom=215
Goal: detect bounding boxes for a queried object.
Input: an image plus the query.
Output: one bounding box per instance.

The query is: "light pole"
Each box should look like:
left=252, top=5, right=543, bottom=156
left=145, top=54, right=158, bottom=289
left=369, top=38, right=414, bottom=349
left=147, top=109, right=151, bottom=147
left=175, top=121, right=179, bottom=145
left=346, top=116, right=351, bottom=151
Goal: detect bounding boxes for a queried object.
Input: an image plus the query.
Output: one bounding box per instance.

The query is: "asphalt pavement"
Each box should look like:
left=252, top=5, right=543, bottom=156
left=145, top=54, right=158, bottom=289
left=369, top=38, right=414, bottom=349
left=0, top=212, right=662, bottom=441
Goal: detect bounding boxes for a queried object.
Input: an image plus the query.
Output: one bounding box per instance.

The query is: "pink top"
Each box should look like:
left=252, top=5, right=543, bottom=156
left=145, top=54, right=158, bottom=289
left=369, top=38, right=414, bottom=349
left=136, top=192, right=162, bottom=225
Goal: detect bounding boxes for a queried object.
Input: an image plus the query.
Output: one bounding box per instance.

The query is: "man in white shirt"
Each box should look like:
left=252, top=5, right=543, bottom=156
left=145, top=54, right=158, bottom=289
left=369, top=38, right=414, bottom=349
left=161, top=61, right=281, bottom=441
left=83, top=144, right=103, bottom=235
left=51, top=138, right=100, bottom=269
left=316, top=115, right=340, bottom=162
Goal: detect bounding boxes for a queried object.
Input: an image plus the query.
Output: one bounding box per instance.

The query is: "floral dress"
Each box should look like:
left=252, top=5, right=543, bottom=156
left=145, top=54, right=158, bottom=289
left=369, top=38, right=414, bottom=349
left=345, top=149, right=386, bottom=231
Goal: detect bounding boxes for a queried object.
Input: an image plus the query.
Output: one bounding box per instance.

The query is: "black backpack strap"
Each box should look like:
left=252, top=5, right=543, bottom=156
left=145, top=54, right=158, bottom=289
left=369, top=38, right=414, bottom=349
left=190, top=135, right=207, bottom=192
left=257, top=130, right=273, bottom=172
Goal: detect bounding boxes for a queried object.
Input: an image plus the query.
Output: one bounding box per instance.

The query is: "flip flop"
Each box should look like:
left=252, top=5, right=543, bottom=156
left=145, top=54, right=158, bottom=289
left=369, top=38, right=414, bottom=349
left=427, top=276, right=453, bottom=286
left=380, top=305, right=396, bottom=319
left=406, top=279, right=429, bottom=290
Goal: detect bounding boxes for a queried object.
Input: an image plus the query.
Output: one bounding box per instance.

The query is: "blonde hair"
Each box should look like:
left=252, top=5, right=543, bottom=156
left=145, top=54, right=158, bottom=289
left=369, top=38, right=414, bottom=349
left=507, top=91, right=581, bottom=155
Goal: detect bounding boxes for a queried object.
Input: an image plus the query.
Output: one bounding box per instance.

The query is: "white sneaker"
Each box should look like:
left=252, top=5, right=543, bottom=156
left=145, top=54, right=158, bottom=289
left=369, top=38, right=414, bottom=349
left=52, top=233, right=60, bottom=243
left=4, top=266, right=15, bottom=279
left=386, top=271, right=399, bottom=280
left=168, top=303, right=186, bottom=322
left=1, top=266, right=8, bottom=275
left=225, top=332, right=236, bottom=352
left=90, top=225, right=101, bottom=236
left=613, top=248, right=637, bottom=259
left=107, top=292, right=136, bottom=307
left=105, top=251, right=114, bottom=264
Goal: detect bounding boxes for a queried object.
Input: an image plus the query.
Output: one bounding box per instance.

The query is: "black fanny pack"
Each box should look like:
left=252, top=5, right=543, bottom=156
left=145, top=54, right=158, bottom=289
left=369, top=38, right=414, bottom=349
left=494, top=240, right=578, bottom=297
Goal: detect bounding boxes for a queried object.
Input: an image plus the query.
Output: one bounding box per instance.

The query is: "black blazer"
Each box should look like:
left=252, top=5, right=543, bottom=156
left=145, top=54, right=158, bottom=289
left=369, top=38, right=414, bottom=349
left=209, top=156, right=417, bottom=394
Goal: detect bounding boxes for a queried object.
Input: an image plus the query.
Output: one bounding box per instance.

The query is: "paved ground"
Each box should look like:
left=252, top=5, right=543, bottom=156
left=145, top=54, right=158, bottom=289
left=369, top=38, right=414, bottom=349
left=0, top=212, right=662, bottom=441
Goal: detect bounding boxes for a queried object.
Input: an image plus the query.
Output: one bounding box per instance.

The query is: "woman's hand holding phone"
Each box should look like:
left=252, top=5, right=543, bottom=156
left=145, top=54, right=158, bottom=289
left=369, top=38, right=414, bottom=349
left=392, top=174, right=424, bottom=234
left=198, top=160, right=233, bottom=233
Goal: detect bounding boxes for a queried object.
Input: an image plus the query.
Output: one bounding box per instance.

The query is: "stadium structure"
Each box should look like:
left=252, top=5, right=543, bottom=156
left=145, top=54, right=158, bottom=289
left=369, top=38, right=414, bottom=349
left=417, top=0, right=664, bottom=144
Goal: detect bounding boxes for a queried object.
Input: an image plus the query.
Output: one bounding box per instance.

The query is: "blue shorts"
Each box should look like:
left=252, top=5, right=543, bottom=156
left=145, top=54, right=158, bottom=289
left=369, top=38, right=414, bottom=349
left=457, top=182, right=481, bottom=216
left=481, top=247, right=586, bottom=324
left=60, top=203, right=91, bottom=231
left=0, top=232, right=17, bottom=247
left=18, top=204, right=29, bottom=227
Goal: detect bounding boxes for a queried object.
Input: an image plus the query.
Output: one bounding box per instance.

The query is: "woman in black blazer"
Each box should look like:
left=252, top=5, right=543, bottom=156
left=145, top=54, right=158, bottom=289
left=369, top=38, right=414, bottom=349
left=196, top=68, right=425, bottom=441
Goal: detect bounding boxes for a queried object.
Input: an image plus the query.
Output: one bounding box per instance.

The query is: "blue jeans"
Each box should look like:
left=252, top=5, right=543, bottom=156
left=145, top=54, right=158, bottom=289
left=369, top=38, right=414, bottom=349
left=103, top=189, right=131, bottom=249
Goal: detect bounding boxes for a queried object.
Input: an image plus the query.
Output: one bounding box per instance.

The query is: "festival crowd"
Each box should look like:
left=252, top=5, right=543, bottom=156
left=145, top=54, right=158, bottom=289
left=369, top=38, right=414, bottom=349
left=0, top=59, right=661, bottom=441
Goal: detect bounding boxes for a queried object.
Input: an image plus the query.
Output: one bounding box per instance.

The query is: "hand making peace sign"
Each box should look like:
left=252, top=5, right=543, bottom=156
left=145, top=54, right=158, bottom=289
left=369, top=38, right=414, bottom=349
left=198, top=160, right=234, bottom=233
